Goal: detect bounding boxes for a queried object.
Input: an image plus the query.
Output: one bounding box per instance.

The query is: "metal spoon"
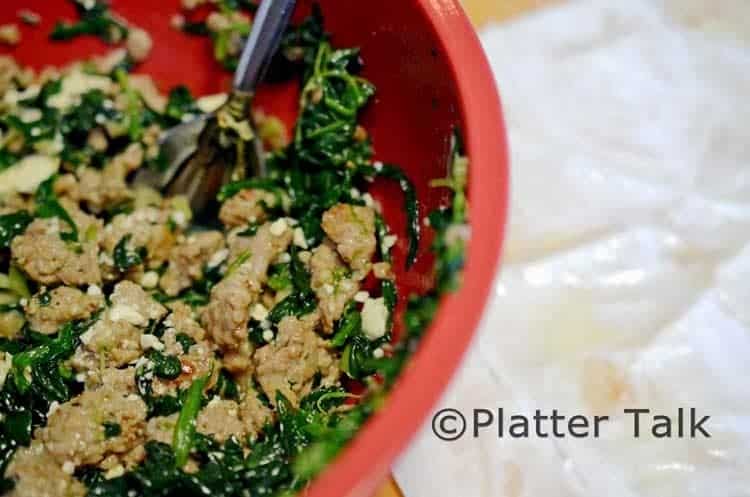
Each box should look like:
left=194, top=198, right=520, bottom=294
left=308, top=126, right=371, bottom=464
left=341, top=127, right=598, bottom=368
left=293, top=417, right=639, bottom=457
left=135, top=0, right=297, bottom=217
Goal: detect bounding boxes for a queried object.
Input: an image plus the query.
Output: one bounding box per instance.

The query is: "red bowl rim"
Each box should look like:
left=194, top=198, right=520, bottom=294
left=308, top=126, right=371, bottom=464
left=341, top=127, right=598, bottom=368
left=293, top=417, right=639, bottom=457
left=304, top=1, right=509, bottom=496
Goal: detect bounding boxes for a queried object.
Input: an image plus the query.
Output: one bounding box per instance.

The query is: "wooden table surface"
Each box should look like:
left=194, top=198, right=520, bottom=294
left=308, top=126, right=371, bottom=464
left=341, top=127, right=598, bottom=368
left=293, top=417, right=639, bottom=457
left=373, top=1, right=559, bottom=496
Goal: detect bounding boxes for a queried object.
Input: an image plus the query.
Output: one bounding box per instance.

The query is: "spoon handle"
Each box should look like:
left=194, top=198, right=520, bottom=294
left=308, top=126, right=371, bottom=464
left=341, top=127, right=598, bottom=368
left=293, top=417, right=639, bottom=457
left=234, top=0, right=298, bottom=93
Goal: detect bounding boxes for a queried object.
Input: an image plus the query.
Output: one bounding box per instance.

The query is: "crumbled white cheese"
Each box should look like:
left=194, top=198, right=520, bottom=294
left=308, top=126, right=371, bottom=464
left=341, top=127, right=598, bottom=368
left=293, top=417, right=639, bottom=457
left=140, top=271, right=160, bottom=289
left=80, top=324, right=98, bottom=345
left=293, top=227, right=308, bottom=249
left=373, top=347, right=385, bottom=359
left=62, top=461, right=76, bottom=475
left=382, top=235, right=398, bottom=252
left=275, top=252, right=292, bottom=264
left=140, top=334, right=164, bottom=351
left=134, top=356, right=152, bottom=371
left=87, top=284, right=103, bottom=297
left=262, top=330, right=274, bottom=342
left=349, top=188, right=361, bottom=199
left=110, top=304, right=146, bottom=326
left=0, top=353, right=12, bottom=391
left=3, top=85, right=40, bottom=107
left=445, top=224, right=471, bottom=245
left=361, top=193, right=375, bottom=207
left=361, top=297, right=389, bottom=340
left=297, top=250, right=311, bottom=263
left=18, top=107, right=42, bottom=123
left=99, top=252, right=115, bottom=266
left=354, top=291, right=369, bottom=303
left=260, top=320, right=271, bottom=330
left=250, top=303, right=269, bottom=322
left=208, top=248, right=229, bottom=268
left=46, top=401, right=60, bottom=417
left=171, top=210, right=187, bottom=228
left=0, top=154, right=60, bottom=195
left=269, top=218, right=288, bottom=236
left=33, top=131, right=64, bottom=156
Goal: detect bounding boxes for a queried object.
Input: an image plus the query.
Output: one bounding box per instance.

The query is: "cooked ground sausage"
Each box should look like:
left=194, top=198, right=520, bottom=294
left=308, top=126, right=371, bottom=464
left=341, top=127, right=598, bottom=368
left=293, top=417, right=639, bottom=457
left=24, top=286, right=103, bottom=334
left=310, top=243, right=360, bottom=333
left=5, top=443, right=86, bottom=497
left=11, top=219, right=102, bottom=286
left=254, top=312, right=339, bottom=406
left=161, top=231, right=225, bottom=296
left=102, top=207, right=178, bottom=270
left=219, top=189, right=277, bottom=228
left=321, top=204, right=377, bottom=274
left=202, top=222, right=292, bottom=354
left=37, top=382, right=148, bottom=470
left=0, top=34, right=423, bottom=493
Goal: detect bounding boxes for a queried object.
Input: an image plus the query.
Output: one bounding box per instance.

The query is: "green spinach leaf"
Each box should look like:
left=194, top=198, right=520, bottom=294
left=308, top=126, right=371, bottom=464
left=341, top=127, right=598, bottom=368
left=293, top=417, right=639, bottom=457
left=35, top=176, right=79, bottom=242
left=0, top=211, right=33, bottom=249
left=113, top=234, right=146, bottom=272
left=50, top=0, right=128, bottom=44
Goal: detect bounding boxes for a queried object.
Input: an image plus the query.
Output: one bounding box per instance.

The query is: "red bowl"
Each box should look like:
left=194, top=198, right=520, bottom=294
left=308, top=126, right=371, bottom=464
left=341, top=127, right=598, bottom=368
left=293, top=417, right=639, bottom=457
left=0, top=1, right=508, bottom=495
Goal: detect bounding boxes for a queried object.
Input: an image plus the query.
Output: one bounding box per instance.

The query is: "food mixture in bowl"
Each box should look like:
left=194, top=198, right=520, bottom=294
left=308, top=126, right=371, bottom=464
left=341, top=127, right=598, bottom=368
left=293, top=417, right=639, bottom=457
left=0, top=2, right=470, bottom=496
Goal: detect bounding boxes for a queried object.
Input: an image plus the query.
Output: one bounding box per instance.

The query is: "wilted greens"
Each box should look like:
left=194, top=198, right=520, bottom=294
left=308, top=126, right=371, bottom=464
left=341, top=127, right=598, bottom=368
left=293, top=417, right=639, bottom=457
left=0, top=5, right=470, bottom=497
left=50, top=0, right=128, bottom=44
left=0, top=212, right=32, bottom=250
left=0, top=315, right=100, bottom=490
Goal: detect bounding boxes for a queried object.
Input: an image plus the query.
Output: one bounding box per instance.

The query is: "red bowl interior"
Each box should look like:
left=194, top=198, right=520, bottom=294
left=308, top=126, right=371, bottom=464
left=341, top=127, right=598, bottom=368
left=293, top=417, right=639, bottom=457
left=0, top=1, right=508, bottom=496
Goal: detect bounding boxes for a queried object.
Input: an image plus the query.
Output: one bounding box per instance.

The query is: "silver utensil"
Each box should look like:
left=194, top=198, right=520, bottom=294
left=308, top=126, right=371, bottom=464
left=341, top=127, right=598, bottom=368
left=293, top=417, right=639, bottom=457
left=135, top=0, right=297, bottom=216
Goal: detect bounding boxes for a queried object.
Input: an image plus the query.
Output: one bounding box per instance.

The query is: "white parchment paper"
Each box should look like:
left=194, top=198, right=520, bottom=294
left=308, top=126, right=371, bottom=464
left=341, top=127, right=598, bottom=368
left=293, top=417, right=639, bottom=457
left=395, top=1, right=750, bottom=495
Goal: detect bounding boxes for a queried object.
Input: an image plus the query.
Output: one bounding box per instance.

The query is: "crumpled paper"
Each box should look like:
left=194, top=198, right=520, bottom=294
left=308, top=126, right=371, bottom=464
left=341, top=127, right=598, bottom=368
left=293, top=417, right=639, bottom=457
left=395, top=1, right=750, bottom=496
